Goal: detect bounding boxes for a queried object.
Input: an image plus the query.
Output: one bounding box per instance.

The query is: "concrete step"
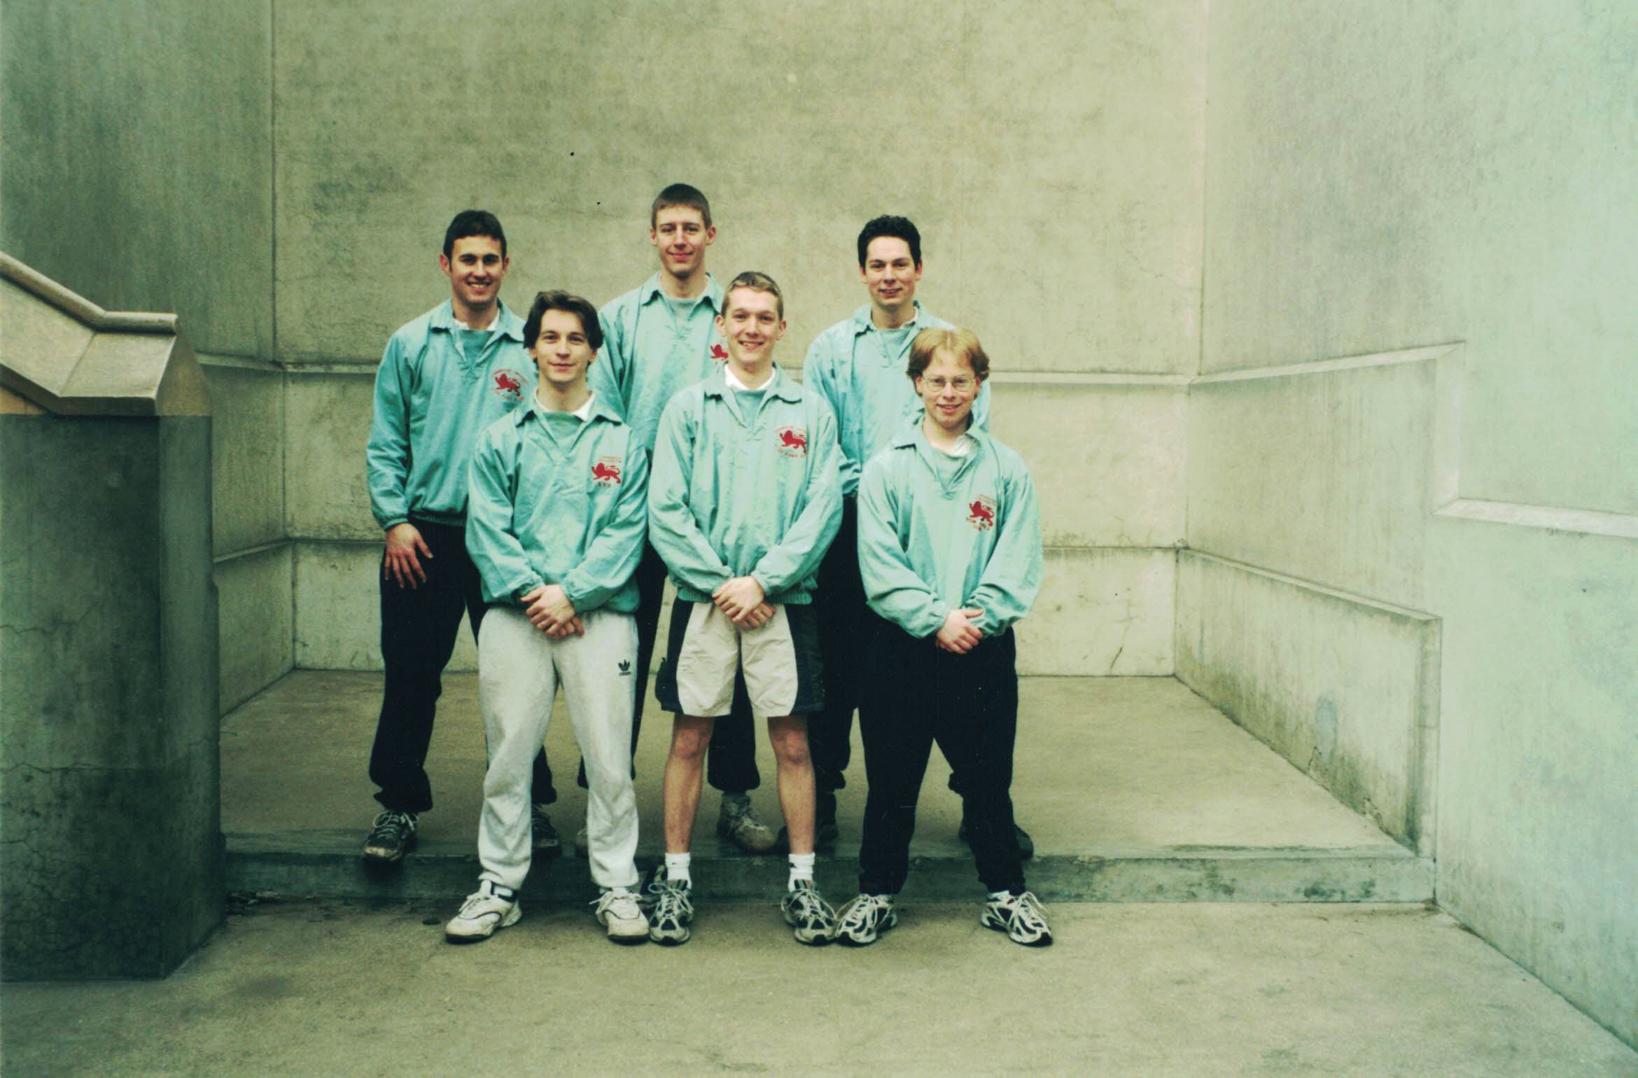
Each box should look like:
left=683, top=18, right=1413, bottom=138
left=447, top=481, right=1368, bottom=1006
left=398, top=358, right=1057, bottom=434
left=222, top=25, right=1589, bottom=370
left=227, top=832, right=1430, bottom=904
left=222, top=672, right=1432, bottom=905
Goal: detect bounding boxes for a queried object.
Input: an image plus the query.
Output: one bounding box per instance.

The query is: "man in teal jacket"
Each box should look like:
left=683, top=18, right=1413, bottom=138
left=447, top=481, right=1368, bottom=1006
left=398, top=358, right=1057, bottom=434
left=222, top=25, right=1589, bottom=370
left=588, top=184, right=770, bottom=856
left=646, top=272, right=843, bottom=946
left=834, top=327, right=1053, bottom=949
left=361, top=210, right=551, bottom=864
left=444, top=290, right=649, bottom=945
left=803, top=216, right=1030, bottom=859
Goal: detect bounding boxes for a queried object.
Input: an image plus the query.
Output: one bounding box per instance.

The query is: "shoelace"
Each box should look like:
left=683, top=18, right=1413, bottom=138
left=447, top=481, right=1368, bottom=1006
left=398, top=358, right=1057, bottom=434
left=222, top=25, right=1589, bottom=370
left=1009, top=892, right=1048, bottom=931
left=368, top=811, right=414, bottom=841
left=789, top=888, right=827, bottom=919
left=460, top=886, right=506, bottom=916
left=652, top=884, right=688, bottom=914
left=592, top=891, right=640, bottom=917
left=842, top=896, right=886, bottom=929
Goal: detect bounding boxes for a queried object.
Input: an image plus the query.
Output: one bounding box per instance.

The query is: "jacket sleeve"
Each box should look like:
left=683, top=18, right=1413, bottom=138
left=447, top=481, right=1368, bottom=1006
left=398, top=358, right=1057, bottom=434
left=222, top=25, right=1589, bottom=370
left=464, top=428, right=543, bottom=604
left=802, top=332, right=860, bottom=495
left=365, top=334, right=414, bottom=530
left=562, top=436, right=649, bottom=613
left=647, top=396, right=734, bottom=594
left=856, top=455, right=948, bottom=638
left=966, top=460, right=1043, bottom=635
left=750, top=400, right=843, bottom=596
left=971, top=379, right=994, bottom=432
left=587, top=305, right=629, bottom=419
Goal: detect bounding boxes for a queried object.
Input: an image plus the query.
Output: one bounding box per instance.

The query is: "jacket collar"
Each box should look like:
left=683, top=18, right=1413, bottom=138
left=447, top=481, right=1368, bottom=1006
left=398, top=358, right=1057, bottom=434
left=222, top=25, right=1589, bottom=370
left=639, top=272, right=724, bottom=313
left=510, top=389, right=622, bottom=428
left=703, top=363, right=802, bottom=404
left=888, top=408, right=990, bottom=451
left=430, top=299, right=524, bottom=342
left=850, top=300, right=928, bottom=337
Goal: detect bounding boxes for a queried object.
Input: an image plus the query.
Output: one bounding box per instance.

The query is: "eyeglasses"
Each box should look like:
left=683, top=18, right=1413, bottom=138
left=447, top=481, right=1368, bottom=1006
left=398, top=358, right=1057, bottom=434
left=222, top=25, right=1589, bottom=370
left=919, top=377, right=976, bottom=393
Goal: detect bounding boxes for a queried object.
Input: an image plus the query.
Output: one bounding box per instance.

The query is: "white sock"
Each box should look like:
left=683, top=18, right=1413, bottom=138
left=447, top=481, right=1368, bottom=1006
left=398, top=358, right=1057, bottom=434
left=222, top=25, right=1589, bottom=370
left=988, top=889, right=1014, bottom=902
left=664, top=852, right=692, bottom=886
left=788, top=852, right=816, bottom=889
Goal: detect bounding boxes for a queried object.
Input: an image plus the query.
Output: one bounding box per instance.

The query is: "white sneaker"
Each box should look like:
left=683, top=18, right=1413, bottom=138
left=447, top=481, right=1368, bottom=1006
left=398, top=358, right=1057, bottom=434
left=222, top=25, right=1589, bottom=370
left=834, top=893, right=898, bottom=946
left=592, top=888, right=648, bottom=944
left=981, top=890, right=1053, bottom=947
left=445, top=880, right=520, bottom=942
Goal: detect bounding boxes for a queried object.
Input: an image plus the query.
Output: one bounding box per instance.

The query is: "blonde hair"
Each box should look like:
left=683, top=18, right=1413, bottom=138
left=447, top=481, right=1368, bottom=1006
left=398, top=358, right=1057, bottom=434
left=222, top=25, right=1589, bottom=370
left=907, top=327, right=990, bottom=382
left=724, top=270, right=785, bottom=319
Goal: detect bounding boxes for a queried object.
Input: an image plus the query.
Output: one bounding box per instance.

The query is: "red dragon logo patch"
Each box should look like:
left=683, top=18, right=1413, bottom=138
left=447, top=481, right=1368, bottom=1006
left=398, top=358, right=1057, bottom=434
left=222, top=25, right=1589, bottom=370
left=591, top=457, right=623, bottom=486
left=710, top=343, right=729, bottom=361
left=967, top=496, right=997, bottom=531
left=776, top=426, right=808, bottom=458
left=492, top=369, right=525, bottom=402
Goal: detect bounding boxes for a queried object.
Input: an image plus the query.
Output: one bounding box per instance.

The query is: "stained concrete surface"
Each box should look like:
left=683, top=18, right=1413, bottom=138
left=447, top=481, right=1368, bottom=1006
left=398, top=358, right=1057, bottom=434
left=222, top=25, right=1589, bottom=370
left=222, top=673, right=1396, bottom=857
left=3, top=901, right=1633, bottom=1076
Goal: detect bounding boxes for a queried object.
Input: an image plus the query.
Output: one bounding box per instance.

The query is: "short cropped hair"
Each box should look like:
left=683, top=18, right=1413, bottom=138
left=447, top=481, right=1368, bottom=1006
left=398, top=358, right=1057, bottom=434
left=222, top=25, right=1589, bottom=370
left=907, top=327, right=990, bottom=382
left=856, top=215, right=922, bottom=268
left=522, top=290, right=604, bottom=352
left=723, top=270, right=785, bottom=320
left=443, top=209, right=507, bottom=258
left=651, top=183, right=712, bottom=229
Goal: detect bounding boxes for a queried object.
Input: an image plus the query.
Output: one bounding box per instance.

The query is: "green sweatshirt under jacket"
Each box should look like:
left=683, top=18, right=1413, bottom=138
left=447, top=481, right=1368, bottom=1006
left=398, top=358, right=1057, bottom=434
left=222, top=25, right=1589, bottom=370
left=857, top=417, right=1043, bottom=639
left=464, top=393, right=648, bottom=611
left=648, top=365, right=842, bottom=605
left=365, top=300, right=534, bottom=530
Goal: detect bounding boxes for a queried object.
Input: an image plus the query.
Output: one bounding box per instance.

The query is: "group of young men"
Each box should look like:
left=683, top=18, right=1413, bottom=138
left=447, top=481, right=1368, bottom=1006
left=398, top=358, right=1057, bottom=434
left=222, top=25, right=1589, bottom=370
left=362, top=185, right=1050, bottom=949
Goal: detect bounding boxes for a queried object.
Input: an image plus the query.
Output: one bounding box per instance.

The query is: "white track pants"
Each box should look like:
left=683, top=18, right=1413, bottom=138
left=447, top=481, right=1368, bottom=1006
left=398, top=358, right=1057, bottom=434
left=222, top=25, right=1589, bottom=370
left=476, top=606, right=640, bottom=891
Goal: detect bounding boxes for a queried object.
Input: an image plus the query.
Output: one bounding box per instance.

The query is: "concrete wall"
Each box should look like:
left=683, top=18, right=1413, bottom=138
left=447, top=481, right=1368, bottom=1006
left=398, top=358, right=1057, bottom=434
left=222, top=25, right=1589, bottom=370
left=1, top=415, right=221, bottom=977
left=270, top=0, right=1206, bottom=675
left=0, top=0, right=290, bottom=712
left=1195, top=0, right=1637, bottom=1044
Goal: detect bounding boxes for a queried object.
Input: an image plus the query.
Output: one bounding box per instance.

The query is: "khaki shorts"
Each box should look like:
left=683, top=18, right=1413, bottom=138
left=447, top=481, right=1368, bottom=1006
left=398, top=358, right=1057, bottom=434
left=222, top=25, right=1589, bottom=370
left=655, top=601, right=824, bottom=719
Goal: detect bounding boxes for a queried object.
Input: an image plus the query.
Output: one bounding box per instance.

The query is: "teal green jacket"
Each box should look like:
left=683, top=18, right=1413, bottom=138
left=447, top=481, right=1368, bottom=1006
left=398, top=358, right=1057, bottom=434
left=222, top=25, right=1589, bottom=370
left=590, top=273, right=727, bottom=450
left=649, top=366, right=843, bottom=605
left=365, top=300, right=534, bottom=530
left=464, top=394, right=647, bottom=611
left=857, top=419, right=1042, bottom=639
left=802, top=303, right=991, bottom=496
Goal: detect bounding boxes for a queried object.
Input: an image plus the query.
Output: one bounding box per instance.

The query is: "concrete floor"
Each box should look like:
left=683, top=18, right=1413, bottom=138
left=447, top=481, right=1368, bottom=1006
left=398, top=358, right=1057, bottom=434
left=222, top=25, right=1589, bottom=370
left=4, top=901, right=1633, bottom=1076
left=221, top=672, right=1396, bottom=856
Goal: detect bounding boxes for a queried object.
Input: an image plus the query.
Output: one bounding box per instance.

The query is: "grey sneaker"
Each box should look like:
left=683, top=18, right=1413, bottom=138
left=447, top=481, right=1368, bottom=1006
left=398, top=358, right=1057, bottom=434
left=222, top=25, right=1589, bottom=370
left=981, top=890, right=1053, bottom=947
left=531, top=804, right=563, bottom=859
left=716, top=794, right=777, bottom=855
left=445, top=880, right=520, bottom=942
left=834, top=893, right=898, bottom=946
left=362, top=809, right=418, bottom=863
left=781, top=880, right=837, bottom=946
left=648, top=873, right=695, bottom=945
left=591, top=888, right=648, bottom=944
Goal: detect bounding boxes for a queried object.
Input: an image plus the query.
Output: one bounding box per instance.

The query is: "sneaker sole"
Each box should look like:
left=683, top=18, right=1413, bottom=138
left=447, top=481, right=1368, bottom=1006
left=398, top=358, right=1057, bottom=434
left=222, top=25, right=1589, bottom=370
left=362, top=834, right=418, bottom=864
left=445, top=904, right=521, bottom=943
left=649, top=928, right=691, bottom=945
left=981, top=913, right=1052, bottom=947
left=603, top=924, right=649, bottom=945
left=787, top=923, right=834, bottom=946
left=835, top=910, right=896, bottom=947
